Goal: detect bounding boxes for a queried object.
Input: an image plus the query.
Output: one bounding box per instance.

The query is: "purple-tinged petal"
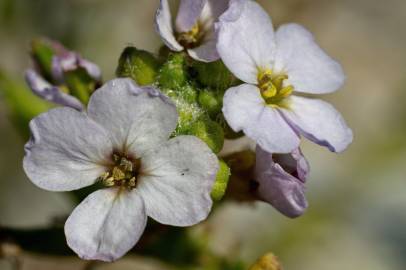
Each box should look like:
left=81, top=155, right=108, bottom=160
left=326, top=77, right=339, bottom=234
left=255, top=146, right=308, bottom=218
left=65, top=188, right=147, bottom=262
left=155, top=0, right=183, bottom=51
left=272, top=148, right=309, bottom=183
left=222, top=84, right=300, bottom=153
left=216, top=0, right=276, bottom=84
left=280, top=96, right=353, bottom=153
left=52, top=53, right=101, bottom=83
left=25, top=69, right=84, bottom=111
left=187, top=38, right=219, bottom=62
left=175, top=0, right=207, bottom=32
left=274, top=23, right=345, bottom=94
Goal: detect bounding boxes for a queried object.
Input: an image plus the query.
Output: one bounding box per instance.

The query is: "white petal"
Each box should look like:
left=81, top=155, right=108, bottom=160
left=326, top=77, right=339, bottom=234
left=65, top=188, right=147, bottom=262
left=138, top=136, right=218, bottom=226
left=175, top=0, right=207, bottom=32
left=274, top=23, right=345, bottom=94
left=222, top=84, right=300, bottom=153
left=155, top=0, right=184, bottom=51
left=281, top=96, right=353, bottom=152
left=23, top=107, right=112, bottom=191
left=87, top=78, right=178, bottom=157
left=187, top=38, right=219, bottom=62
left=216, top=0, right=275, bottom=83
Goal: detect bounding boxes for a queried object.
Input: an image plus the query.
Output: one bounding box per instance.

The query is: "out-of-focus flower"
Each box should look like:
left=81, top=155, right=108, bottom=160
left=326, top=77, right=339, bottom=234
left=25, top=38, right=101, bottom=110
left=155, top=0, right=229, bottom=62
left=23, top=78, right=218, bottom=261
left=249, top=252, right=282, bottom=270
left=217, top=0, right=353, bottom=153
left=255, top=146, right=309, bottom=218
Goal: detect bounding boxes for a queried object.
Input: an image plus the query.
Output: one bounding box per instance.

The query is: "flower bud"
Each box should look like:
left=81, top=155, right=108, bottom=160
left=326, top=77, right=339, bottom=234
left=158, top=52, right=188, bottom=89
left=189, top=117, right=224, bottom=153
left=211, top=159, right=231, bottom=201
left=116, top=46, right=160, bottom=86
left=30, top=38, right=58, bottom=81
left=191, top=60, right=237, bottom=90
left=198, top=89, right=222, bottom=117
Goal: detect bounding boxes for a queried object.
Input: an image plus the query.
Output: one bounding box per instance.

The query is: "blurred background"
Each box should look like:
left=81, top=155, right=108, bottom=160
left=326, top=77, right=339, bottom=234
left=1, top=0, right=406, bottom=269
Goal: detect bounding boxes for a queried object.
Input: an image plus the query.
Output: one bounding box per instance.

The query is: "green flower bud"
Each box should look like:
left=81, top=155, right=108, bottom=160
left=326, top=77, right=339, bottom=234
left=192, top=60, right=236, bottom=90
left=63, top=68, right=97, bottom=105
left=116, top=46, right=160, bottom=86
left=198, top=89, right=222, bottom=117
left=158, top=52, right=188, bottom=89
left=189, top=117, right=224, bottom=153
left=211, top=159, right=231, bottom=201
left=30, top=38, right=56, bottom=81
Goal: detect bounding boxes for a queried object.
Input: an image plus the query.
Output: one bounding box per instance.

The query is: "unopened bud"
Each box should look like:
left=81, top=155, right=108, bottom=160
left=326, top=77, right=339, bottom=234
left=211, top=159, right=231, bottom=201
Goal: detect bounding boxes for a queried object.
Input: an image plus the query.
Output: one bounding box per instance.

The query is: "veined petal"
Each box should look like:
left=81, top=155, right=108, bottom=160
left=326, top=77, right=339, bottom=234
left=274, top=23, right=345, bottom=94
left=222, top=84, right=300, bottom=153
left=138, top=136, right=218, bottom=226
left=155, top=0, right=183, bottom=51
left=175, top=0, right=207, bottom=32
left=187, top=38, right=219, bottom=62
left=281, top=96, right=353, bottom=153
left=65, top=188, right=147, bottom=262
left=25, top=69, right=84, bottom=111
left=216, top=0, right=275, bottom=84
left=255, top=146, right=308, bottom=218
left=87, top=78, right=178, bottom=157
left=23, top=107, right=112, bottom=191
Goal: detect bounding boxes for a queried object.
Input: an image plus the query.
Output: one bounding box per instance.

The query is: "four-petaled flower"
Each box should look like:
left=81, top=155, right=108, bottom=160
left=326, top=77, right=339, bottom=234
left=23, top=78, right=218, bottom=261
left=255, top=146, right=309, bottom=218
left=155, top=0, right=229, bottom=62
left=217, top=0, right=353, bottom=153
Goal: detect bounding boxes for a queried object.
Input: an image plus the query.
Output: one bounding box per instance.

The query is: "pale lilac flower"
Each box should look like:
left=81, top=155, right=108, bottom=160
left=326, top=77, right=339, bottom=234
left=155, top=0, right=229, bottom=62
left=217, top=0, right=353, bottom=153
left=25, top=40, right=101, bottom=110
left=23, top=78, right=218, bottom=261
left=255, top=146, right=309, bottom=218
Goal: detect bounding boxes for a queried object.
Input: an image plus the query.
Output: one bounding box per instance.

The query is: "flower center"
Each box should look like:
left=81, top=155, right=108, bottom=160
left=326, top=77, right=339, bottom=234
left=99, top=152, right=141, bottom=189
left=176, top=23, right=202, bottom=49
left=257, top=69, right=293, bottom=106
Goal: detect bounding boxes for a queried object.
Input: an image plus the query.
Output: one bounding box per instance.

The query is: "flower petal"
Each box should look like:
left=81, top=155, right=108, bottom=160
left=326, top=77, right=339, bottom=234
left=255, top=146, right=308, bottom=218
left=216, top=0, right=275, bottom=84
left=52, top=52, right=102, bottom=83
left=23, top=107, right=113, bottom=191
left=87, top=78, right=178, bottom=157
left=65, top=188, right=147, bottom=262
left=25, top=69, right=84, bottom=111
left=281, top=96, right=353, bottom=152
left=274, top=23, right=345, bottom=94
left=155, top=0, right=183, bottom=51
left=187, top=38, right=219, bottom=62
left=138, top=136, right=218, bottom=226
left=175, top=0, right=207, bottom=32
left=222, top=84, right=300, bottom=153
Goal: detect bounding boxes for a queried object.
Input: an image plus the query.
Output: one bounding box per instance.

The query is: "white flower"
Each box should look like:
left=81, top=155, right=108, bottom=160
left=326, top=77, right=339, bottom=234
left=23, top=78, right=218, bottom=261
left=155, top=0, right=229, bottom=62
left=216, top=0, right=353, bottom=153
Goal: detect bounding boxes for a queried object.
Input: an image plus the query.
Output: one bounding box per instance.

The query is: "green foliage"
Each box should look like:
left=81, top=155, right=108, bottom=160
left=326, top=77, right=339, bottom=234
left=211, top=159, right=231, bottom=201
left=0, top=71, right=52, bottom=140
left=116, top=46, right=160, bottom=86
left=198, top=89, right=223, bottom=117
